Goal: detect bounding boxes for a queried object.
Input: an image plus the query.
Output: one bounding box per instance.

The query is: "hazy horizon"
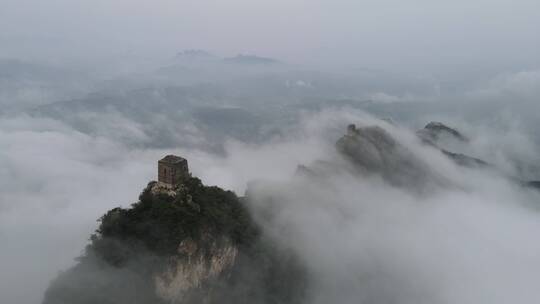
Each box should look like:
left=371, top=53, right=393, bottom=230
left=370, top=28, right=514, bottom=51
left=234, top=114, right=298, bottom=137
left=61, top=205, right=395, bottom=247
left=2, top=0, right=539, bottom=72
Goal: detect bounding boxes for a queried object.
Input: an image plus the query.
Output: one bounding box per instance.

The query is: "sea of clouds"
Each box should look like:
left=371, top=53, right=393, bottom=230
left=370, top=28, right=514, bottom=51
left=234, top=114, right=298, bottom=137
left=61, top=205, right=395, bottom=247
left=1, top=66, right=540, bottom=304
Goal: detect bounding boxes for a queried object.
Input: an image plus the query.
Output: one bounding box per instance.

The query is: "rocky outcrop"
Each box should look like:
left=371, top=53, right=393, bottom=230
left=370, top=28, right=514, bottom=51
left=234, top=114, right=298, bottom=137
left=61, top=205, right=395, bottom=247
left=336, top=124, right=444, bottom=190
left=417, top=121, right=468, bottom=144
left=155, top=236, right=238, bottom=303
left=415, top=122, right=491, bottom=169
left=440, top=150, right=489, bottom=168
left=151, top=181, right=178, bottom=197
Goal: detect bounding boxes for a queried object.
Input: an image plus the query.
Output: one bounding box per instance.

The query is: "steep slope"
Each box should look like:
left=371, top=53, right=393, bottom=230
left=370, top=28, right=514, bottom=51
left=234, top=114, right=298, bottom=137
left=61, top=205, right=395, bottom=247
left=43, top=177, right=306, bottom=304
left=416, top=122, right=488, bottom=168
left=335, top=124, right=448, bottom=191
left=417, top=121, right=468, bottom=143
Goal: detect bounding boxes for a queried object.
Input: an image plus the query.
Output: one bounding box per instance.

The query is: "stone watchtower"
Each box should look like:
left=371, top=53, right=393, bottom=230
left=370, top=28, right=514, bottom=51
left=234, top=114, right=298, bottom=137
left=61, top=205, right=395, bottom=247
left=347, top=124, right=359, bottom=136
left=158, top=155, right=190, bottom=187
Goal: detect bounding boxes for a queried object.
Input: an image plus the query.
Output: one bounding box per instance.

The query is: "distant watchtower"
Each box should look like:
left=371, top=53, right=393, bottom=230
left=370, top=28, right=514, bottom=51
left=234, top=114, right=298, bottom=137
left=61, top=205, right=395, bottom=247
left=347, top=124, right=359, bottom=136
left=158, top=155, right=190, bottom=187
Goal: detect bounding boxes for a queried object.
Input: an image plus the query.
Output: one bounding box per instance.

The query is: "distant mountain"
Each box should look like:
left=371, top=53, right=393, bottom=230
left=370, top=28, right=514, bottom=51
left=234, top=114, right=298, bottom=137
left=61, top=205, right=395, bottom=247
left=417, top=121, right=468, bottom=144
left=415, top=122, right=540, bottom=188
left=172, top=51, right=279, bottom=65
left=174, top=49, right=218, bottom=60
left=336, top=124, right=448, bottom=191
left=334, top=122, right=537, bottom=191
left=223, top=54, right=279, bottom=65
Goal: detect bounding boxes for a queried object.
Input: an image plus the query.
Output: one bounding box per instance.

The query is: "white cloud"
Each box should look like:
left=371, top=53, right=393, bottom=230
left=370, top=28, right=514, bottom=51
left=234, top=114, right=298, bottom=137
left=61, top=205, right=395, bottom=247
left=1, top=105, right=540, bottom=304
left=466, top=70, right=540, bottom=101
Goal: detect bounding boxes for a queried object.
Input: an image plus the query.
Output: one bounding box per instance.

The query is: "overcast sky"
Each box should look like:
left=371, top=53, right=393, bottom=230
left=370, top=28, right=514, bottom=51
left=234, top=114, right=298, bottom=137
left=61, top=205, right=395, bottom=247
left=1, top=0, right=539, bottom=71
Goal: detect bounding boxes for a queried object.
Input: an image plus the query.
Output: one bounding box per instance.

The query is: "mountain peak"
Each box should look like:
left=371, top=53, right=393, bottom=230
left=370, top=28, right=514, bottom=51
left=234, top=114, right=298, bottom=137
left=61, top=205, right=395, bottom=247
left=418, top=121, right=468, bottom=143
left=175, top=49, right=216, bottom=60
left=223, top=54, right=279, bottom=65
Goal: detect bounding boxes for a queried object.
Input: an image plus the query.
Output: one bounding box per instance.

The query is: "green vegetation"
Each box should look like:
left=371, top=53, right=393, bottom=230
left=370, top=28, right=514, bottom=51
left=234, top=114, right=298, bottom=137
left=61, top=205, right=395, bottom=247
left=91, top=178, right=257, bottom=265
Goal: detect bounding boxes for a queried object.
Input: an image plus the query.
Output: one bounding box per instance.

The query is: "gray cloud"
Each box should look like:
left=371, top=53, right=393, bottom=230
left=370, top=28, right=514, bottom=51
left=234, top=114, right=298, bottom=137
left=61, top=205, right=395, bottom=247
left=1, top=0, right=539, bottom=72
